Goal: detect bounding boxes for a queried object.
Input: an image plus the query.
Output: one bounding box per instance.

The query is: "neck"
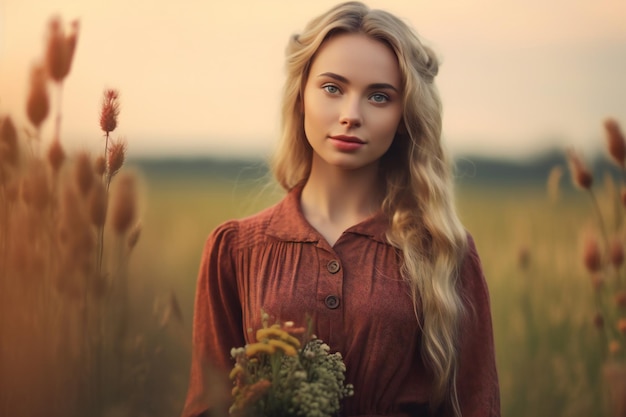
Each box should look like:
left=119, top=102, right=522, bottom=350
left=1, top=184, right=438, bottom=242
left=300, top=157, right=384, bottom=245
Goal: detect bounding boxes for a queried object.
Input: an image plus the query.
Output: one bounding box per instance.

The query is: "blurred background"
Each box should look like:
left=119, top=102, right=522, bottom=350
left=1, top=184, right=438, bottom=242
left=2, top=1, right=626, bottom=416
left=2, top=0, right=626, bottom=159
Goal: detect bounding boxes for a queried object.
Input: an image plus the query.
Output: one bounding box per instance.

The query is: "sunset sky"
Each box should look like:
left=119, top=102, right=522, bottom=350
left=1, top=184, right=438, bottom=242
left=1, top=0, right=625, bottom=160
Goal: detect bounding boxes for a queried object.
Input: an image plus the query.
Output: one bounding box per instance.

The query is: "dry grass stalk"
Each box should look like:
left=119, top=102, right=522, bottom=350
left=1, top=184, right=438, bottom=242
left=566, top=148, right=593, bottom=190
left=565, top=118, right=626, bottom=379
left=605, top=118, right=626, bottom=169
left=0, top=15, right=194, bottom=417
left=47, top=139, right=65, bottom=173
left=107, top=139, right=126, bottom=178
left=89, top=180, right=108, bottom=228
left=110, top=174, right=136, bottom=236
left=26, top=62, right=50, bottom=130
left=45, top=17, right=79, bottom=83
left=100, top=89, right=120, bottom=135
left=517, top=246, right=531, bottom=271
left=75, top=151, right=94, bottom=197
left=95, top=155, right=106, bottom=177
left=0, top=17, right=148, bottom=417
left=603, top=362, right=626, bottom=417
left=583, top=233, right=602, bottom=274
left=0, top=116, right=19, bottom=169
left=546, top=165, right=563, bottom=203
left=610, top=237, right=625, bottom=268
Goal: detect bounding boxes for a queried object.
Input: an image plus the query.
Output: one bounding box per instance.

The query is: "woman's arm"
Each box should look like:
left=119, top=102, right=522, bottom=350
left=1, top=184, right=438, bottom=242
left=456, top=235, right=501, bottom=417
left=181, top=222, right=245, bottom=417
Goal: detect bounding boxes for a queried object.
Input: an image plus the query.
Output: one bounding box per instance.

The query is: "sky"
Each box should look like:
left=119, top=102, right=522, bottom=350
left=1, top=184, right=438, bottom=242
left=1, top=0, right=625, bottom=160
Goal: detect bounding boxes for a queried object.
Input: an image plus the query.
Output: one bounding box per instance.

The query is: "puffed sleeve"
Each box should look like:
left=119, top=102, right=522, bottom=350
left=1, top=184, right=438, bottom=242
left=456, top=234, right=501, bottom=417
left=181, top=221, right=245, bottom=417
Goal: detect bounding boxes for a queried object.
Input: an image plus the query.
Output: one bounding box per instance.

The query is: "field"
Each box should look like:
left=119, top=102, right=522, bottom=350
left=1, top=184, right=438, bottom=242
left=1, top=161, right=622, bottom=417
left=126, top=169, right=612, bottom=417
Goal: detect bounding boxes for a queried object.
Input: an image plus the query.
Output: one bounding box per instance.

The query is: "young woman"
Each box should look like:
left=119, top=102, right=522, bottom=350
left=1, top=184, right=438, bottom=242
left=182, top=2, right=500, bottom=416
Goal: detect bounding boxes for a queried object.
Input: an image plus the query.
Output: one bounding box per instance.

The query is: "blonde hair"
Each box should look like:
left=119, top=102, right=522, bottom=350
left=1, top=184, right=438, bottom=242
left=271, top=2, right=468, bottom=415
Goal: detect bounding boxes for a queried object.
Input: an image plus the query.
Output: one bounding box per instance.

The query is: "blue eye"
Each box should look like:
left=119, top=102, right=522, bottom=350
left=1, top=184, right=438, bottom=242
left=370, top=93, right=389, bottom=103
left=322, top=84, right=340, bottom=94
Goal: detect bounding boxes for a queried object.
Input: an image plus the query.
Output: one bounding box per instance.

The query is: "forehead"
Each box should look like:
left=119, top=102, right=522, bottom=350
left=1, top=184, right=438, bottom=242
left=309, top=33, right=401, bottom=87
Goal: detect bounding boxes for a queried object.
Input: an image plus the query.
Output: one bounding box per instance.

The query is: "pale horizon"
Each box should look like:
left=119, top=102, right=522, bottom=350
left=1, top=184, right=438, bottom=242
left=1, top=0, right=625, bottom=161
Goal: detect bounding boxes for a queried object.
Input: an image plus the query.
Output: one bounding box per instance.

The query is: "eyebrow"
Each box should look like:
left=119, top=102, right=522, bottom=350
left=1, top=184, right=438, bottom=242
left=317, top=72, right=399, bottom=93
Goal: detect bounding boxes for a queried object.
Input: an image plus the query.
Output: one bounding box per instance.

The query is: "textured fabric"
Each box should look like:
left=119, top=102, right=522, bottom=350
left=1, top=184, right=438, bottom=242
left=181, top=186, right=500, bottom=417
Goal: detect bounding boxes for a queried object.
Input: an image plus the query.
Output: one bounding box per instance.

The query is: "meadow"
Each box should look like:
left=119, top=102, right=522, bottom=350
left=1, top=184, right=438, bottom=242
left=1, top=153, right=622, bottom=417
left=124, top=168, right=612, bottom=417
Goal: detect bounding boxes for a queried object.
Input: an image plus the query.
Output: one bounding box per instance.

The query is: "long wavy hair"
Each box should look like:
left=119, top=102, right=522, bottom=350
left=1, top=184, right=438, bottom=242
left=271, top=2, right=469, bottom=415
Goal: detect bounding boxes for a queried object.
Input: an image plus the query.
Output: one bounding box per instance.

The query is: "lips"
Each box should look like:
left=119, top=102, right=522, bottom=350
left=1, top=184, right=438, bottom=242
left=329, top=135, right=365, bottom=144
left=328, top=135, right=365, bottom=152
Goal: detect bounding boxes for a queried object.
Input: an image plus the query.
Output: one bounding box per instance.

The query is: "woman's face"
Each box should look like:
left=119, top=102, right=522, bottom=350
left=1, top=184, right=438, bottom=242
left=302, top=32, right=403, bottom=172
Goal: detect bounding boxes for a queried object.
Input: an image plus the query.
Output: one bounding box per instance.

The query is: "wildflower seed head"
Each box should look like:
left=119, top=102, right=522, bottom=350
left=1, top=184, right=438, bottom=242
left=615, top=291, right=626, bottom=308
left=110, top=174, right=137, bottom=234
left=47, top=139, right=65, bottom=173
left=604, top=118, right=626, bottom=169
left=74, top=152, right=94, bottom=197
left=582, top=234, right=602, bottom=273
left=107, top=139, right=126, bottom=177
left=88, top=180, right=107, bottom=227
left=592, top=312, right=604, bottom=329
left=0, top=116, right=19, bottom=167
left=566, top=149, right=593, bottom=190
left=94, top=155, right=106, bottom=176
left=100, top=89, right=120, bottom=134
left=609, top=237, right=625, bottom=268
left=26, top=62, right=50, bottom=129
left=45, top=17, right=79, bottom=83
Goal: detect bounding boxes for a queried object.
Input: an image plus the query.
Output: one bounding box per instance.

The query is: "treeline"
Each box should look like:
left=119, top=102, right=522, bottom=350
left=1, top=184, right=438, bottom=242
left=129, top=149, right=619, bottom=187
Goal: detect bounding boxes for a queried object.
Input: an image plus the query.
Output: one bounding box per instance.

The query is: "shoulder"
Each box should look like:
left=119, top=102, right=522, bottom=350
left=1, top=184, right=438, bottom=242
left=458, top=232, right=494, bottom=322
left=459, top=232, right=490, bottom=298
left=204, top=201, right=282, bottom=252
left=461, top=232, right=483, bottom=274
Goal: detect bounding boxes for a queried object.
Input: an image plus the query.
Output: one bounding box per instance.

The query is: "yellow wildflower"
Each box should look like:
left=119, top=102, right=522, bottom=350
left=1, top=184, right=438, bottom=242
left=256, top=327, right=301, bottom=348
left=245, top=342, right=276, bottom=357
left=229, top=364, right=244, bottom=380
left=268, top=339, right=298, bottom=357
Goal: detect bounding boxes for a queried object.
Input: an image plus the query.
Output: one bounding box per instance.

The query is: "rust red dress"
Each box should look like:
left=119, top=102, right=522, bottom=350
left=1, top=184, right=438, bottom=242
left=181, top=186, right=500, bottom=417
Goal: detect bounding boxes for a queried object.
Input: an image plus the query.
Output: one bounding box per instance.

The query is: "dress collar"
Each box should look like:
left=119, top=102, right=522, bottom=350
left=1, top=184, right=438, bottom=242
left=265, top=185, right=390, bottom=245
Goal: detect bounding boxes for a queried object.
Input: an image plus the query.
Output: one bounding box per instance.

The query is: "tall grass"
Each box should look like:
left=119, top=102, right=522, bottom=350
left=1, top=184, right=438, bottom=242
left=0, top=16, right=183, bottom=417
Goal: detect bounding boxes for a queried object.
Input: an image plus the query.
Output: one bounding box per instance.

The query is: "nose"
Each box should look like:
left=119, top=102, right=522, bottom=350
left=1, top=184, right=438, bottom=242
left=340, top=96, right=362, bottom=128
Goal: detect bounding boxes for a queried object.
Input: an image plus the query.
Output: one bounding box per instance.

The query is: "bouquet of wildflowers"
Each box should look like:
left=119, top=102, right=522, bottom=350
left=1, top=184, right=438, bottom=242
left=228, top=313, right=353, bottom=417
